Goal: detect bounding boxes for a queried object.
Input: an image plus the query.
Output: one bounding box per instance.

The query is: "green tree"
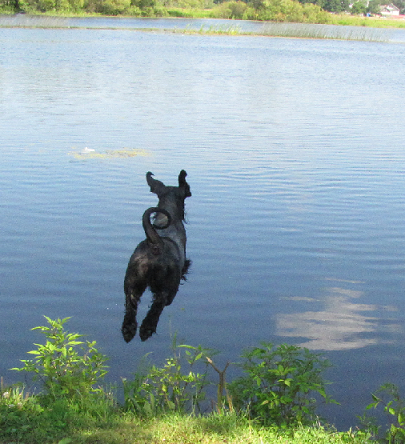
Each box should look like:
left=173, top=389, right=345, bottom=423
left=367, top=0, right=381, bottom=13
left=351, top=0, right=366, bottom=14
left=393, top=0, right=405, bottom=13
left=0, top=0, right=22, bottom=12
left=212, top=0, right=248, bottom=18
left=322, top=0, right=348, bottom=12
left=132, top=0, right=155, bottom=9
left=86, top=0, right=130, bottom=13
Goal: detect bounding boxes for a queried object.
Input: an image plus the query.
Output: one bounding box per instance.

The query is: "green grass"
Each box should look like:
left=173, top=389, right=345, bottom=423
left=0, top=407, right=370, bottom=444
left=330, top=14, right=405, bottom=28
left=0, top=382, right=369, bottom=443
left=71, top=412, right=369, bottom=444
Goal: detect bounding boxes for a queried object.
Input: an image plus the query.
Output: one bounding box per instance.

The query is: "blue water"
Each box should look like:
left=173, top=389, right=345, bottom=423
left=1, top=20, right=405, bottom=429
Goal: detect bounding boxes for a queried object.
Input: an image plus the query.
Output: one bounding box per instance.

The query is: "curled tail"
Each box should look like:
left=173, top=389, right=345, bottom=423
left=142, top=207, right=171, bottom=255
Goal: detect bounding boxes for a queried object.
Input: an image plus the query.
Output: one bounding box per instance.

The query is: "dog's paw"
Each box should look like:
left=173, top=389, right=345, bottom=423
left=139, top=324, right=156, bottom=342
left=121, top=322, right=137, bottom=343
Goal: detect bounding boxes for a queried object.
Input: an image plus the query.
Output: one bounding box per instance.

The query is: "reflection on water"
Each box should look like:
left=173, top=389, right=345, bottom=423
left=277, top=279, right=400, bottom=351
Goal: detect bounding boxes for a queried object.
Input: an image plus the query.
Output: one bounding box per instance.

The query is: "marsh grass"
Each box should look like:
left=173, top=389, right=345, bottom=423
left=0, top=14, right=70, bottom=28
left=0, top=11, right=398, bottom=41
left=174, top=23, right=242, bottom=35
left=169, top=22, right=390, bottom=41
left=256, top=22, right=391, bottom=41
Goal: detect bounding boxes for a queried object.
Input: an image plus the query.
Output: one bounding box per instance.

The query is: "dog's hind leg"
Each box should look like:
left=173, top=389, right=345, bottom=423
left=122, top=276, right=147, bottom=343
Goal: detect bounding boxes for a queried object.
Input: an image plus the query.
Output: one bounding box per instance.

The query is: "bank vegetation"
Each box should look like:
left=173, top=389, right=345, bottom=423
left=1, top=0, right=405, bottom=27
left=1, top=317, right=405, bottom=444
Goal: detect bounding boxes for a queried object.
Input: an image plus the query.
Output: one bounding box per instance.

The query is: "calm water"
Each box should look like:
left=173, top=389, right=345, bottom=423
left=1, top=19, right=405, bottom=429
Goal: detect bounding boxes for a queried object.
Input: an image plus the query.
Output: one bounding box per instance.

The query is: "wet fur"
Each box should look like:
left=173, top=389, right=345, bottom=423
left=122, top=170, right=191, bottom=342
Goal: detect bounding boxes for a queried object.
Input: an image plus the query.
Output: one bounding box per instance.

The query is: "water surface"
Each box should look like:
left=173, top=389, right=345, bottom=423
left=1, top=22, right=405, bottom=429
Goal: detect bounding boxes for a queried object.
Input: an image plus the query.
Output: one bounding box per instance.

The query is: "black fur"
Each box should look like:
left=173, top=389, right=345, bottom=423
left=122, top=170, right=191, bottom=342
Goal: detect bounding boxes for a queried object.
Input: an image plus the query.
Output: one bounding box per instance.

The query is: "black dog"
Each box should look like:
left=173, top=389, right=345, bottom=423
left=122, top=170, right=191, bottom=342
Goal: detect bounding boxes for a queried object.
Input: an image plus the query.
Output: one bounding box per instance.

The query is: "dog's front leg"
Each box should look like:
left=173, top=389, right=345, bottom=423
left=139, top=289, right=176, bottom=341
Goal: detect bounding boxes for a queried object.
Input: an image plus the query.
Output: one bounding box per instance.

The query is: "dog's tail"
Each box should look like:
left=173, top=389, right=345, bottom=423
left=142, top=207, right=171, bottom=255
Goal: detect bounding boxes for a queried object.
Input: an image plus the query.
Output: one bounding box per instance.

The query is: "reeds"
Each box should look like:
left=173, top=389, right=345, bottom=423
left=0, top=14, right=392, bottom=42
left=175, top=22, right=390, bottom=41
left=256, top=22, right=391, bottom=41
left=0, top=14, right=70, bottom=28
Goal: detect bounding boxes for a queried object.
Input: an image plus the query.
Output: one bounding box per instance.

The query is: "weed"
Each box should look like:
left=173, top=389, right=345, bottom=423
left=363, top=383, right=405, bottom=443
left=122, top=341, right=215, bottom=416
left=12, top=316, right=109, bottom=401
left=228, top=342, right=337, bottom=427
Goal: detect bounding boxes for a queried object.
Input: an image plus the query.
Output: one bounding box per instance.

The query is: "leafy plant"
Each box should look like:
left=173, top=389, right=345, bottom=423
left=2, top=319, right=115, bottom=443
left=211, top=0, right=248, bottom=18
left=228, top=342, right=336, bottom=426
left=0, top=378, right=46, bottom=441
left=123, top=342, right=214, bottom=416
left=365, top=383, right=405, bottom=443
left=12, top=316, right=109, bottom=401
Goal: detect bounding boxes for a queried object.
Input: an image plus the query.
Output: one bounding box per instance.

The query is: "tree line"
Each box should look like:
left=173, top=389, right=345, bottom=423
left=0, top=0, right=404, bottom=24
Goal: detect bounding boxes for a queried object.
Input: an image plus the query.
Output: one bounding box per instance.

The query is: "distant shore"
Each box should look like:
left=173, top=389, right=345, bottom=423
left=1, top=9, right=405, bottom=29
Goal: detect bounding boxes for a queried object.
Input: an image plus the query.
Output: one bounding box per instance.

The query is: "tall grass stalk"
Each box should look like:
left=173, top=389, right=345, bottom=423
left=171, top=22, right=390, bottom=41
left=257, top=22, right=390, bottom=41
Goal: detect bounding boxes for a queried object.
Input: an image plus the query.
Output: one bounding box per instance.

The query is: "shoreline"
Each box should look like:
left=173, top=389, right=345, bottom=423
left=1, top=10, right=405, bottom=30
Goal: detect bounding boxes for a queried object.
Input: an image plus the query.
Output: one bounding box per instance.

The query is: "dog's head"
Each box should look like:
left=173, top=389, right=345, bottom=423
left=146, top=170, right=191, bottom=220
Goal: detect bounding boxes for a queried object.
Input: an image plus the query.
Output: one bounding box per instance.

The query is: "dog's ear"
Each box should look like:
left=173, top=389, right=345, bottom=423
left=178, top=170, right=191, bottom=198
left=146, top=172, right=166, bottom=196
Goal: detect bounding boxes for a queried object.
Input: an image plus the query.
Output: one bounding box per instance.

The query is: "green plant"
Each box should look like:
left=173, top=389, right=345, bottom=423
left=365, top=383, right=405, bottom=443
left=123, top=342, right=214, bottom=416
left=228, top=342, right=336, bottom=427
left=85, top=0, right=130, bottom=14
left=12, top=316, right=108, bottom=401
left=0, top=379, right=45, bottom=440
left=211, top=0, right=247, bottom=18
left=350, top=0, right=366, bottom=14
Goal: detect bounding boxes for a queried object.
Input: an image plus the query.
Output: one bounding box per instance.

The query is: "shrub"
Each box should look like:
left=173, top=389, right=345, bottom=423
left=228, top=342, right=336, bottom=426
left=122, top=343, right=214, bottom=416
left=363, top=383, right=405, bottom=443
left=86, top=0, right=130, bottom=14
left=67, top=0, right=85, bottom=11
left=212, top=0, right=248, bottom=18
left=131, top=0, right=155, bottom=9
left=12, top=316, right=108, bottom=402
left=248, top=0, right=329, bottom=22
left=302, top=2, right=330, bottom=23
left=3, top=318, right=113, bottom=443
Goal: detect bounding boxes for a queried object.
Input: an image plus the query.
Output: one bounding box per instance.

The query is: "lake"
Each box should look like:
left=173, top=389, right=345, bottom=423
left=1, top=17, right=405, bottom=430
